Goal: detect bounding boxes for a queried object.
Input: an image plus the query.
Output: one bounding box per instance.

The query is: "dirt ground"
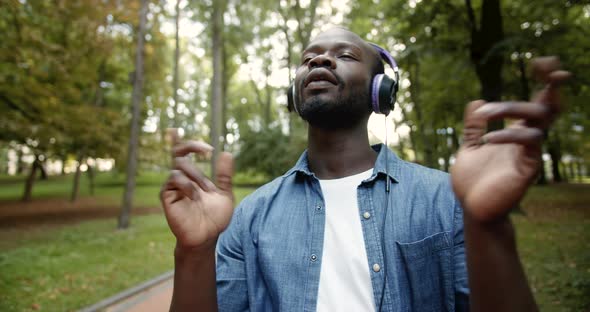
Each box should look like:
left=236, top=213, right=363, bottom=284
left=0, top=197, right=160, bottom=229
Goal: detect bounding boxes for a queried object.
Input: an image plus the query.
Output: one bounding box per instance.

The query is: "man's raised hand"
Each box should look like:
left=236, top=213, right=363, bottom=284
left=160, top=141, right=234, bottom=252
left=451, top=57, right=571, bottom=222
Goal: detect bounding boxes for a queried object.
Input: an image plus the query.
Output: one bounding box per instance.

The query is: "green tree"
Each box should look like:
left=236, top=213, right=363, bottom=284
left=119, top=0, right=148, bottom=229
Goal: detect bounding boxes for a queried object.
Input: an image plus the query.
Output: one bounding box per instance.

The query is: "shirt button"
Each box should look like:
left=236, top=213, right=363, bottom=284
left=372, top=263, right=381, bottom=272
left=363, top=212, right=371, bottom=219
left=310, top=254, right=318, bottom=262
left=316, top=205, right=322, bottom=211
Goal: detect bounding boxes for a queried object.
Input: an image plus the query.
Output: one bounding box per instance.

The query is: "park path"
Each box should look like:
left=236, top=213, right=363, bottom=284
left=80, top=272, right=173, bottom=312
left=104, top=278, right=173, bottom=312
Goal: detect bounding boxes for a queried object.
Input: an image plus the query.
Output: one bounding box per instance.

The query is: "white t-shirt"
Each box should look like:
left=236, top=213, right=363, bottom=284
left=317, top=168, right=376, bottom=312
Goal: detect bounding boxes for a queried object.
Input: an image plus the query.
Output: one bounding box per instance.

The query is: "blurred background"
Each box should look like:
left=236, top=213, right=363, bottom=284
left=0, top=0, right=588, bottom=311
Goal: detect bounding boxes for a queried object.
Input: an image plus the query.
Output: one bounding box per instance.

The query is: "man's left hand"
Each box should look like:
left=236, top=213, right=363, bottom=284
left=451, top=57, right=571, bottom=222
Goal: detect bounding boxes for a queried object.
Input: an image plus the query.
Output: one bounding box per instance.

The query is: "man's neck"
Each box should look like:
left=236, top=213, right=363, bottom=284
left=307, top=123, right=377, bottom=180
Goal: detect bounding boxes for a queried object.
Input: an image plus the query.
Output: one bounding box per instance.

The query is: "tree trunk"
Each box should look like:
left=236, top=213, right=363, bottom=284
left=87, top=160, right=95, bottom=196
left=172, top=0, right=181, bottom=127
left=547, top=136, right=562, bottom=182
left=537, top=160, right=548, bottom=185
left=408, top=58, right=434, bottom=167
left=17, top=147, right=24, bottom=175
left=222, top=42, right=229, bottom=146
left=466, top=0, right=504, bottom=130
left=578, top=161, right=584, bottom=182
left=568, top=162, right=575, bottom=182
left=60, top=155, right=67, bottom=175
left=71, top=156, right=82, bottom=202
left=264, top=82, right=272, bottom=128
left=210, top=0, right=224, bottom=178
left=22, top=156, right=40, bottom=202
left=119, top=0, right=148, bottom=229
left=560, top=162, right=568, bottom=182
left=39, top=158, right=48, bottom=180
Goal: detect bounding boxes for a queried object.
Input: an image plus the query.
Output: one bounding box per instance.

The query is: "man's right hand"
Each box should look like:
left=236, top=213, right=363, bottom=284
left=160, top=141, right=234, bottom=252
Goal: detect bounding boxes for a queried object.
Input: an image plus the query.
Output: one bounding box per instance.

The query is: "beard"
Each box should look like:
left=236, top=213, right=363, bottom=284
left=298, top=84, right=371, bottom=130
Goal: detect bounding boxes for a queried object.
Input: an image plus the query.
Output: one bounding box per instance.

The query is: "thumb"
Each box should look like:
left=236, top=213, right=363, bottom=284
left=215, top=152, right=234, bottom=193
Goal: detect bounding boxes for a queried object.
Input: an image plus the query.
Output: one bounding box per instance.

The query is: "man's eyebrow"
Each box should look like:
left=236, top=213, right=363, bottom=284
left=302, top=41, right=364, bottom=55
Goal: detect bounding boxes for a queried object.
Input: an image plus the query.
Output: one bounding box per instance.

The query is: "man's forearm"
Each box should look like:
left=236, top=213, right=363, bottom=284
left=170, top=244, right=218, bottom=312
left=464, top=214, right=538, bottom=312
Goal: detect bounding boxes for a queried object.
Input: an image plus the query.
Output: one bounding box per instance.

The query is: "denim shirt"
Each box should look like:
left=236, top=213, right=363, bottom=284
left=216, top=144, right=470, bottom=311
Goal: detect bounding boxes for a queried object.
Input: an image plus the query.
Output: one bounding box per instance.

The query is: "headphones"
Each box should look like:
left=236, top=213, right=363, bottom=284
left=287, top=43, right=399, bottom=116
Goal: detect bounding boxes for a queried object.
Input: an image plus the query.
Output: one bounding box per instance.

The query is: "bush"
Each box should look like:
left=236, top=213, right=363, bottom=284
left=235, top=127, right=306, bottom=178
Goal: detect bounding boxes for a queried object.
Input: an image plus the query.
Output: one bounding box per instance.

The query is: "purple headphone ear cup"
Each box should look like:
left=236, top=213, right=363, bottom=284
left=369, top=43, right=399, bottom=115
left=371, top=74, right=384, bottom=114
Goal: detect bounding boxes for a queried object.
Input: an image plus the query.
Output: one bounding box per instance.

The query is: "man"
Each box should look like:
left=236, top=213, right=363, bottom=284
left=160, top=28, right=569, bottom=311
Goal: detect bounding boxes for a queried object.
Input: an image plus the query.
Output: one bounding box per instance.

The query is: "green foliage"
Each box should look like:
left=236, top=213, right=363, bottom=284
left=344, top=0, right=590, bottom=170
left=236, top=126, right=306, bottom=178
left=0, top=0, right=173, bottom=178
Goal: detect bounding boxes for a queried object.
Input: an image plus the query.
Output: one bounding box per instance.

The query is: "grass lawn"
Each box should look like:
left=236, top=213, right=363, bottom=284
left=0, top=172, right=255, bottom=312
left=514, top=184, right=590, bottom=311
left=0, top=215, right=175, bottom=312
left=0, top=173, right=588, bottom=311
left=0, top=171, right=183, bottom=207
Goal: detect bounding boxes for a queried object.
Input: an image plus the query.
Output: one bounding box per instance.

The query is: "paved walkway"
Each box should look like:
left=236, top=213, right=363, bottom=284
left=80, top=272, right=174, bottom=312
left=104, top=278, right=173, bottom=312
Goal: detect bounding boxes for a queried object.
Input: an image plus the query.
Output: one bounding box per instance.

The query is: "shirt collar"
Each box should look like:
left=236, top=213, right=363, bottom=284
left=286, top=144, right=400, bottom=183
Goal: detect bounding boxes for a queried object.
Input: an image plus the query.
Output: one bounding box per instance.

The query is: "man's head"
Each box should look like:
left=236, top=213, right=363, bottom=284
left=292, top=28, right=384, bottom=129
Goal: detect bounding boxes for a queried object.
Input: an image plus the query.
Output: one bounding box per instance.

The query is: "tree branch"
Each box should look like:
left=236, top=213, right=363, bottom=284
left=0, top=94, right=39, bottom=122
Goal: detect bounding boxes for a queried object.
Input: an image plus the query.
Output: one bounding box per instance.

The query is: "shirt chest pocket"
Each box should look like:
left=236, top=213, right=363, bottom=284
left=394, top=231, right=454, bottom=312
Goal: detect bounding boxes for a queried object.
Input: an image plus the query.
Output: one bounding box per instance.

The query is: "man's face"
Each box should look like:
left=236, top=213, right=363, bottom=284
left=293, top=28, right=376, bottom=129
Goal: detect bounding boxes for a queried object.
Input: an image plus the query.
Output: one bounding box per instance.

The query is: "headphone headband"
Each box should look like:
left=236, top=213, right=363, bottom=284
left=369, top=43, right=399, bottom=73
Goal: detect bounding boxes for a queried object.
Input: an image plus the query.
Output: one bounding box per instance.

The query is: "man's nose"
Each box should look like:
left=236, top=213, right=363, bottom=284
left=308, top=54, right=336, bottom=69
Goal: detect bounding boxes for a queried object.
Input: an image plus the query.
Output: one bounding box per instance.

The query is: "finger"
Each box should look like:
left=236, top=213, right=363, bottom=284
left=531, top=56, right=561, bottom=84
left=471, top=102, right=551, bottom=126
left=215, top=152, right=234, bottom=193
left=531, top=56, right=571, bottom=118
left=173, top=141, right=214, bottom=157
left=462, top=100, right=487, bottom=147
left=481, top=127, right=544, bottom=147
left=163, top=170, right=199, bottom=201
left=174, top=157, right=216, bottom=192
left=548, top=70, right=571, bottom=86
left=532, top=69, right=572, bottom=110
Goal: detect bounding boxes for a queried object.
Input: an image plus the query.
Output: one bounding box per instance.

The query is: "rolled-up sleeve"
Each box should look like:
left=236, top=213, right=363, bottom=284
left=216, top=204, right=249, bottom=311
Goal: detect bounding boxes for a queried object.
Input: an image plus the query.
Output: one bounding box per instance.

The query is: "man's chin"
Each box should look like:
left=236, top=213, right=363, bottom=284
left=299, top=98, right=367, bottom=130
left=299, top=97, right=334, bottom=117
